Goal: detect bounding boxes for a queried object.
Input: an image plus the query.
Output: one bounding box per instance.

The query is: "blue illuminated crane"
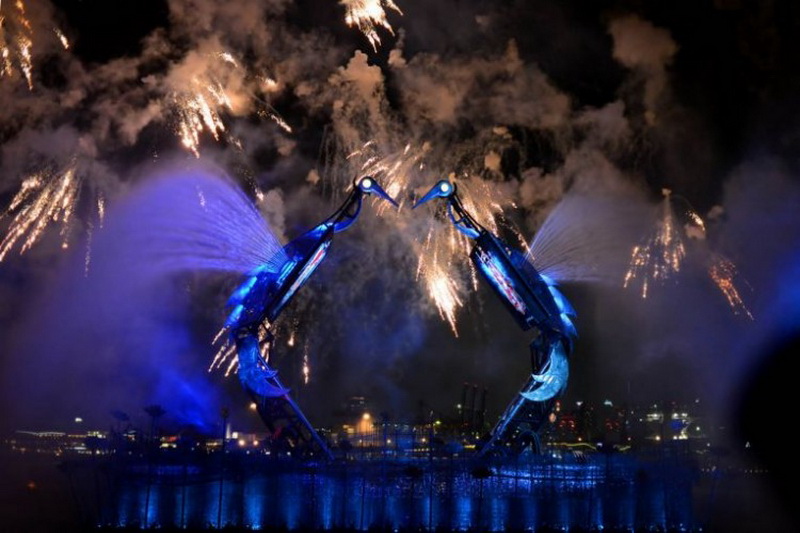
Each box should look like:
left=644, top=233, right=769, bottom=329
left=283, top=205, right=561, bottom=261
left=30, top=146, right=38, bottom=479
left=226, top=177, right=398, bottom=458
left=415, top=180, right=577, bottom=454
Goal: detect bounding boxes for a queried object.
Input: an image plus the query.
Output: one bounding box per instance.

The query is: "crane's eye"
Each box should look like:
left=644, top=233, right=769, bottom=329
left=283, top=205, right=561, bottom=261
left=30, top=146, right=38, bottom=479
left=359, top=177, right=373, bottom=190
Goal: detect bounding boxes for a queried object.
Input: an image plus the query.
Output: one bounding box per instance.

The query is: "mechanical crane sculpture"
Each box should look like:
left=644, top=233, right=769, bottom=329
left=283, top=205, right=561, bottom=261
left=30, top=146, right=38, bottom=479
left=415, top=180, right=576, bottom=454
left=224, top=177, right=398, bottom=458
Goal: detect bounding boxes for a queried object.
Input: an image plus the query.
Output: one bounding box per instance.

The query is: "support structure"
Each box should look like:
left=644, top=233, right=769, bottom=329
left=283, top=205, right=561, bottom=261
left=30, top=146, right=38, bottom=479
left=479, top=343, right=556, bottom=455
left=249, top=372, right=332, bottom=458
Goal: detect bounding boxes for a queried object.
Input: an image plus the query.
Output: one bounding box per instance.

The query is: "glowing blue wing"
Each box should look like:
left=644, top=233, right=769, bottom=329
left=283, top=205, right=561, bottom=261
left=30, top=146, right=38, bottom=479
left=520, top=341, right=569, bottom=402
left=236, top=335, right=288, bottom=398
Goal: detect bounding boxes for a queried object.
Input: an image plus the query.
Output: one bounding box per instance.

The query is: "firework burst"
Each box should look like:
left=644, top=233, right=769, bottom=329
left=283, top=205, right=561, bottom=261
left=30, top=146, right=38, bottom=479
left=170, top=52, right=292, bottom=157
left=0, top=0, right=34, bottom=89
left=342, top=141, right=468, bottom=332
left=623, top=189, right=685, bottom=298
left=0, top=160, right=86, bottom=261
left=414, top=175, right=517, bottom=334
left=347, top=141, right=428, bottom=210
left=624, top=189, right=754, bottom=318
left=342, top=138, right=518, bottom=334
left=340, top=0, right=402, bottom=51
left=172, top=78, right=232, bottom=157
left=707, top=253, right=753, bottom=320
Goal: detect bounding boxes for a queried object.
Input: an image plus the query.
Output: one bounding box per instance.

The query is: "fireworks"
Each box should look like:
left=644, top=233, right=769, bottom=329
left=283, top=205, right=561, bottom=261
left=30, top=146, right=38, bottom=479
left=348, top=141, right=427, bottom=211
left=173, top=78, right=232, bottom=158
left=302, top=351, right=310, bottom=384
left=623, top=189, right=685, bottom=298
left=708, top=253, right=753, bottom=320
left=623, top=189, right=754, bottom=318
left=217, top=51, right=238, bottom=68
left=347, top=142, right=497, bottom=334
left=340, top=0, right=402, bottom=51
left=0, top=0, right=34, bottom=89
left=344, top=140, right=519, bottom=334
left=171, top=52, right=292, bottom=157
left=210, top=328, right=241, bottom=378
left=416, top=227, right=464, bottom=335
left=96, top=193, right=106, bottom=226
left=209, top=327, right=235, bottom=376
left=414, top=175, right=515, bottom=334
left=423, top=259, right=463, bottom=335
left=82, top=193, right=107, bottom=276
left=53, top=27, right=69, bottom=50
left=346, top=142, right=503, bottom=335
left=0, top=39, right=296, bottom=259
left=257, top=106, right=293, bottom=134
left=454, top=177, right=510, bottom=238
left=0, top=161, right=81, bottom=261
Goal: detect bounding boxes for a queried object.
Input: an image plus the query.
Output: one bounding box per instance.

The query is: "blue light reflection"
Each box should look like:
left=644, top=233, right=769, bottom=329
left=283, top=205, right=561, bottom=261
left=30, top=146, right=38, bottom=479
left=110, top=455, right=696, bottom=531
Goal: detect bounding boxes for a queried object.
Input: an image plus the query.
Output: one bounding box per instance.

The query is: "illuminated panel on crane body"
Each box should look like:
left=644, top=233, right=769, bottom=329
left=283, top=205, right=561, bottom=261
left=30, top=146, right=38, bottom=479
left=266, top=224, right=333, bottom=322
left=470, top=232, right=556, bottom=331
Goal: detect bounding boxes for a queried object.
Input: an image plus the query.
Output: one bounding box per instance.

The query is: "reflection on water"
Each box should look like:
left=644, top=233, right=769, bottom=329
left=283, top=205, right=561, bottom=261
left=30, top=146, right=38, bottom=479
left=101, top=452, right=697, bottom=531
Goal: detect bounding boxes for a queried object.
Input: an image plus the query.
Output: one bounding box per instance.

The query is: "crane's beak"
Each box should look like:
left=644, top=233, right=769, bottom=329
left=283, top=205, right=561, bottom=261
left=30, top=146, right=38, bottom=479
left=357, top=176, right=399, bottom=207
left=413, top=180, right=455, bottom=209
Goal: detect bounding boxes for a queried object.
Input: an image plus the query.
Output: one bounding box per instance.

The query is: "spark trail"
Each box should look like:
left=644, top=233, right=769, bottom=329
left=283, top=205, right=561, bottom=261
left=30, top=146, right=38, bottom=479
left=53, top=27, right=69, bottom=49
left=416, top=232, right=463, bottom=335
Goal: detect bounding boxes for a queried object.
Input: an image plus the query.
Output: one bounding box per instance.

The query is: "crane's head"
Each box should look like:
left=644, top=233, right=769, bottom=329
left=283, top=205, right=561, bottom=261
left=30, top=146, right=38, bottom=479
left=356, top=176, right=399, bottom=207
left=413, top=180, right=455, bottom=208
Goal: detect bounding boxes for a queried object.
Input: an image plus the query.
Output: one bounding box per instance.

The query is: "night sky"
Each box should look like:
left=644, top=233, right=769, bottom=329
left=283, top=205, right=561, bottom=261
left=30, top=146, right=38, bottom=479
left=1, top=0, right=799, bottom=454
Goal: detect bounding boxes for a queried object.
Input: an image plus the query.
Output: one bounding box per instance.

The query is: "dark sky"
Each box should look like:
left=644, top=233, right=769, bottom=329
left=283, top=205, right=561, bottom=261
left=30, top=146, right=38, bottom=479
left=1, top=0, right=799, bottom=436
